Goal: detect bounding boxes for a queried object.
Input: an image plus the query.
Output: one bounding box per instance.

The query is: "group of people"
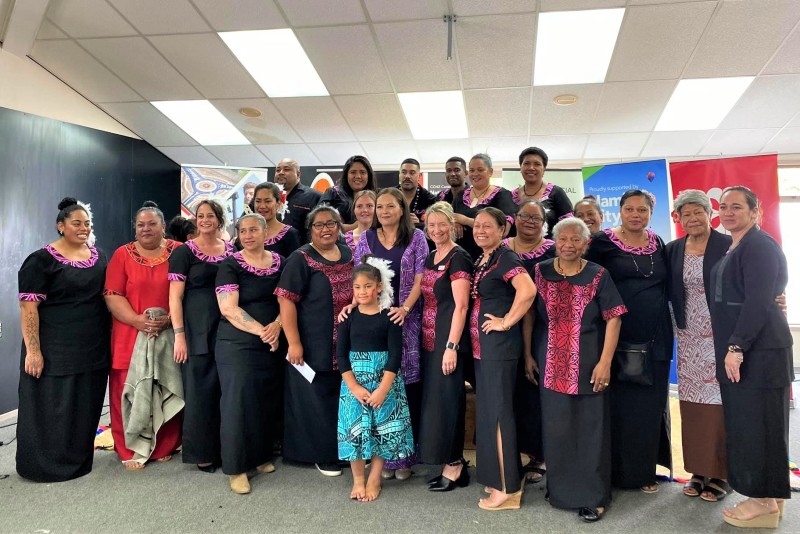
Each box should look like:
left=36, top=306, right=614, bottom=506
left=16, top=147, right=793, bottom=529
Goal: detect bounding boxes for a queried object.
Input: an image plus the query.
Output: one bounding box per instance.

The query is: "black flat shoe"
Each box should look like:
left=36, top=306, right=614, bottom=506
left=197, top=463, right=217, bottom=473
left=429, top=466, right=470, bottom=492
left=578, top=507, right=605, bottom=523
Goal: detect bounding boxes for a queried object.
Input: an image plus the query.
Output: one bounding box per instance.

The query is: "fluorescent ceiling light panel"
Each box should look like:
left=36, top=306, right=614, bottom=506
left=655, top=77, right=755, bottom=131
left=219, top=29, right=328, bottom=98
left=152, top=100, right=249, bottom=145
left=534, top=8, right=625, bottom=86
left=398, top=91, right=468, bottom=140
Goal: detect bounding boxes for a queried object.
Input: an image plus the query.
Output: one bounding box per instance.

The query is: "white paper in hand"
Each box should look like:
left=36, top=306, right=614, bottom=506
left=287, top=356, right=315, bottom=383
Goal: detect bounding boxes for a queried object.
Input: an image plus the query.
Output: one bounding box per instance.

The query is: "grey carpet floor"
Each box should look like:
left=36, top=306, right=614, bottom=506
left=1, top=390, right=799, bottom=534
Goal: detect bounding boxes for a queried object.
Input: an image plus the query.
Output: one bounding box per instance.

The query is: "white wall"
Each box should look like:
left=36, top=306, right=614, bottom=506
left=0, top=48, right=137, bottom=138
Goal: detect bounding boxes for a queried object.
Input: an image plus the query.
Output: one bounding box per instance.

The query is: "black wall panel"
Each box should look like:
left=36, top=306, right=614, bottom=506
left=0, top=107, right=180, bottom=413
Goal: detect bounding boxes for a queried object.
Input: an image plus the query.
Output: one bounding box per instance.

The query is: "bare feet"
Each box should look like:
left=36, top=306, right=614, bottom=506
left=122, top=460, right=144, bottom=471
left=724, top=498, right=779, bottom=520
left=155, top=454, right=172, bottom=463
left=351, top=480, right=367, bottom=500
left=640, top=482, right=659, bottom=493
left=480, top=489, right=510, bottom=508
left=361, top=480, right=382, bottom=502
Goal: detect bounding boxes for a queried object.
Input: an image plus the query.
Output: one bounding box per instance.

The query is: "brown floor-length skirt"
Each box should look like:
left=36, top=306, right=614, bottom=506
left=679, top=400, right=727, bottom=480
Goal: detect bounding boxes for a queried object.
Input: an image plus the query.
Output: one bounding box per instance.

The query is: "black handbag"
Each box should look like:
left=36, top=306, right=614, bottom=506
left=613, top=340, right=654, bottom=386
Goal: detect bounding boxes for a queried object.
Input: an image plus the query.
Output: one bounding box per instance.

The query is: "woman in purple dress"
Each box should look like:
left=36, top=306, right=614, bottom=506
left=353, top=188, right=429, bottom=481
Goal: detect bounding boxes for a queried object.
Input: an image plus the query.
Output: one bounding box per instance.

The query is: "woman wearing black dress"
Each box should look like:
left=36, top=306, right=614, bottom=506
left=253, top=182, right=301, bottom=257
left=17, top=198, right=110, bottom=482
left=710, top=187, right=792, bottom=529
left=418, top=202, right=473, bottom=492
left=169, top=199, right=232, bottom=472
left=510, top=147, right=573, bottom=237
left=471, top=208, right=537, bottom=511
left=508, top=200, right=555, bottom=484
left=215, top=213, right=285, bottom=494
left=452, top=154, right=517, bottom=260
left=276, top=206, right=354, bottom=477
left=319, top=155, right=376, bottom=232
left=585, top=190, right=673, bottom=493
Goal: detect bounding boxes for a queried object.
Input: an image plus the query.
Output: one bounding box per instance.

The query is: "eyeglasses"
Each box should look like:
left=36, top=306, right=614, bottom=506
left=517, top=214, right=544, bottom=223
left=311, top=221, right=339, bottom=230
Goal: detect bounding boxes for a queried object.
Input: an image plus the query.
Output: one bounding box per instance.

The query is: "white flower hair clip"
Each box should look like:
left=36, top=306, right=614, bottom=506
left=365, top=256, right=395, bottom=311
left=274, top=183, right=290, bottom=218
left=78, top=200, right=97, bottom=246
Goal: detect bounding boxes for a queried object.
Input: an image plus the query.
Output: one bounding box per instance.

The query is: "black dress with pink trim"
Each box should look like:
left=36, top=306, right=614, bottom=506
left=16, top=246, right=110, bottom=482
left=214, top=252, right=285, bottom=475
left=585, top=229, right=673, bottom=489
left=418, top=245, right=473, bottom=465
left=452, top=186, right=517, bottom=260
left=168, top=240, right=233, bottom=466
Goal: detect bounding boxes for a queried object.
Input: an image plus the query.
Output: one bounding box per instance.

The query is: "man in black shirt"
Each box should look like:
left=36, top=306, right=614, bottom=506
left=275, top=158, right=321, bottom=244
left=437, top=156, right=468, bottom=204
left=398, top=158, right=437, bottom=229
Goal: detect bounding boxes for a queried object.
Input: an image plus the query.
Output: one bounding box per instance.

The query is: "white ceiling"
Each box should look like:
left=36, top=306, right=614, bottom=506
left=5, top=0, right=800, bottom=168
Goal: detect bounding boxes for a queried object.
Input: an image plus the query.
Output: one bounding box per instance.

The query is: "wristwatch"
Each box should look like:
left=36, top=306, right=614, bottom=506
left=401, top=305, right=411, bottom=313
left=728, top=344, right=743, bottom=353
left=446, top=341, right=460, bottom=351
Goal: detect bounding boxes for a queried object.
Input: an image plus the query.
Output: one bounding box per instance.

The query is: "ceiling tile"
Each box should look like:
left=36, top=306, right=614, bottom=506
left=470, top=137, right=528, bottom=163
left=211, top=99, right=302, bottom=144
left=720, top=75, right=800, bottom=130
left=699, top=129, right=780, bottom=157
left=451, top=0, right=535, bottom=16
left=593, top=80, right=676, bottom=133
left=99, top=102, right=197, bottom=145
left=296, top=25, right=393, bottom=95
left=763, top=127, right=800, bottom=154
left=364, top=0, right=448, bottom=22
left=45, top=0, right=137, bottom=38
left=585, top=132, right=650, bottom=159
left=789, top=113, right=800, bottom=128
left=684, top=0, right=800, bottom=78
left=334, top=94, right=411, bottom=141
left=149, top=34, right=264, bottom=99
left=627, top=0, right=712, bottom=4
left=157, top=146, right=223, bottom=166
left=373, top=19, right=460, bottom=92
left=205, top=145, right=273, bottom=168
left=415, top=139, right=473, bottom=164
left=528, top=134, right=588, bottom=161
left=361, top=140, right=420, bottom=165
left=36, top=19, right=69, bottom=39
left=530, top=84, right=602, bottom=135
left=256, top=144, right=322, bottom=166
left=764, top=26, right=800, bottom=75
left=276, top=0, right=365, bottom=26
left=308, top=142, right=365, bottom=166
left=108, top=0, right=209, bottom=34
left=79, top=37, right=201, bottom=100
left=540, top=0, right=625, bottom=10
left=465, top=88, right=530, bottom=137
left=607, top=2, right=715, bottom=82
left=640, top=131, right=712, bottom=158
left=272, top=97, right=355, bottom=143
left=30, top=40, right=142, bottom=102
left=456, top=14, right=535, bottom=90
left=191, top=0, right=286, bottom=31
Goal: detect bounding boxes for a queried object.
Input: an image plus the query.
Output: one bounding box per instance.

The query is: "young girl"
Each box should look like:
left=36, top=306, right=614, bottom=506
left=337, top=257, right=414, bottom=502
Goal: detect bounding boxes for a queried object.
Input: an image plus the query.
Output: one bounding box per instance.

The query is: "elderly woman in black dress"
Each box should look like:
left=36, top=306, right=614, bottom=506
left=508, top=200, right=555, bottom=484
left=16, top=198, right=110, bottom=482
left=511, top=147, right=573, bottom=237
left=276, top=205, right=354, bottom=477
left=585, top=189, right=673, bottom=494
left=215, top=213, right=285, bottom=494
left=533, top=218, right=626, bottom=523
left=471, top=207, right=537, bottom=510
left=169, top=199, right=233, bottom=473
left=418, top=202, right=472, bottom=491
left=710, top=186, right=792, bottom=529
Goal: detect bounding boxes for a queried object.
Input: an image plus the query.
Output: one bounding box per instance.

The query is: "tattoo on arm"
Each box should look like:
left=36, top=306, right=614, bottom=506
left=239, top=310, right=255, bottom=324
left=25, top=311, right=40, bottom=353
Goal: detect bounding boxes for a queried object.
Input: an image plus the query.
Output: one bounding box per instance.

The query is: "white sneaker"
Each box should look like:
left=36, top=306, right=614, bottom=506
left=315, top=463, right=342, bottom=477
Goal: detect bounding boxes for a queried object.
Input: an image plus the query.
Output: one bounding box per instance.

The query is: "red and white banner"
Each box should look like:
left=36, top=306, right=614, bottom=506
left=669, top=155, right=782, bottom=245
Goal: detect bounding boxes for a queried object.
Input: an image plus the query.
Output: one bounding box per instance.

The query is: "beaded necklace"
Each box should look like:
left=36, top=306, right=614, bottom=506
left=471, top=245, right=502, bottom=298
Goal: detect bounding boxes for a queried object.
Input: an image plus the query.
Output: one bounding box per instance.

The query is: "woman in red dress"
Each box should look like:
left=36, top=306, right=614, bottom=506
left=104, top=201, right=182, bottom=470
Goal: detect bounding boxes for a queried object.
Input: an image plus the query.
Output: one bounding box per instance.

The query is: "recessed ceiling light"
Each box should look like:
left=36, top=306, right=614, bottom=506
left=534, top=8, right=625, bottom=86
left=655, top=77, right=754, bottom=131
left=152, top=100, right=249, bottom=145
left=220, top=29, right=328, bottom=98
left=398, top=91, right=468, bottom=140
left=553, top=94, right=578, bottom=106
left=239, top=107, right=262, bottom=118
